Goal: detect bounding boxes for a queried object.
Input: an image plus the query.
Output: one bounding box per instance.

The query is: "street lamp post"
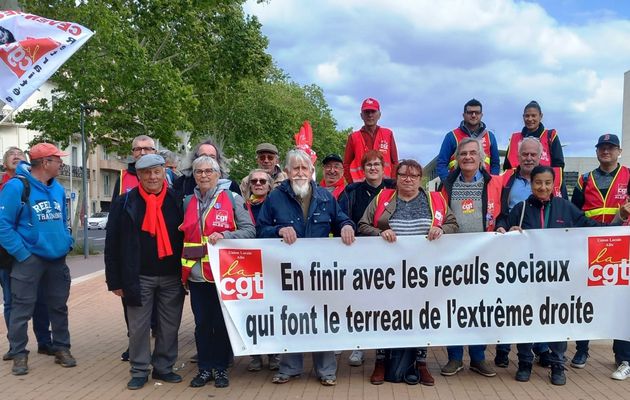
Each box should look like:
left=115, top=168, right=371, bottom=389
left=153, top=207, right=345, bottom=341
left=80, top=104, right=89, bottom=259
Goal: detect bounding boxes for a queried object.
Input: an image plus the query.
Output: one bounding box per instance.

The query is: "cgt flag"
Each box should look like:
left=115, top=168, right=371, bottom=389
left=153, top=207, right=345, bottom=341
left=0, top=10, right=94, bottom=109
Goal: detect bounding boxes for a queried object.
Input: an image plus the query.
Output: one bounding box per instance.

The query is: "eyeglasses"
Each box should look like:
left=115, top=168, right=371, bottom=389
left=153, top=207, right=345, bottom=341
left=364, top=162, right=382, bottom=169
left=250, top=178, right=268, bottom=185
left=132, top=146, right=156, bottom=153
left=193, top=168, right=216, bottom=176
left=465, top=110, right=481, bottom=116
left=397, top=173, right=420, bottom=180
left=257, top=154, right=276, bottom=162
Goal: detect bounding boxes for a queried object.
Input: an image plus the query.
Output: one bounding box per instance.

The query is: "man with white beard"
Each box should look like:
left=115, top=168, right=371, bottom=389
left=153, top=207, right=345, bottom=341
left=257, top=149, right=356, bottom=386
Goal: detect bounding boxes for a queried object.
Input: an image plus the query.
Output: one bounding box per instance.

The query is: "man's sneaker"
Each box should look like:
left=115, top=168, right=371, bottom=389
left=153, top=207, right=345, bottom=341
left=440, top=359, right=464, bottom=376
left=515, top=361, right=532, bottom=382
left=54, top=350, right=77, bottom=368
left=248, top=356, right=263, bottom=372
left=417, top=361, right=434, bottom=386
left=190, top=369, right=214, bottom=387
left=570, top=351, right=588, bottom=369
left=612, top=361, right=630, bottom=381
left=214, top=369, right=229, bottom=388
left=320, top=375, right=337, bottom=386
left=268, top=354, right=280, bottom=371
left=348, top=350, right=364, bottom=366
left=121, top=349, right=129, bottom=362
left=38, top=344, right=55, bottom=356
left=127, top=376, right=148, bottom=390
left=370, top=359, right=385, bottom=385
left=494, top=351, right=509, bottom=368
left=470, top=360, right=496, bottom=377
left=537, top=350, right=552, bottom=368
left=152, top=371, right=183, bottom=383
left=550, top=365, right=566, bottom=385
left=12, top=354, right=28, bottom=375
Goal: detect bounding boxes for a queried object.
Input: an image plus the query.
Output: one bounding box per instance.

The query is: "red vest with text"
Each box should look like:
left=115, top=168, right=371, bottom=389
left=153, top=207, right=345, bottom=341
left=373, top=189, right=446, bottom=229
left=502, top=167, right=564, bottom=198
left=179, top=191, right=236, bottom=283
left=448, top=128, right=492, bottom=172
left=506, top=129, right=557, bottom=168
left=319, top=177, right=346, bottom=199
left=441, top=176, right=502, bottom=232
left=119, top=169, right=139, bottom=195
left=579, top=166, right=630, bottom=224
left=348, top=128, right=394, bottom=181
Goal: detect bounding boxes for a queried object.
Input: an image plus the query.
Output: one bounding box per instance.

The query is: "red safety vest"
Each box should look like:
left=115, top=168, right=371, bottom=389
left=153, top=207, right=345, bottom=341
left=119, top=169, right=139, bottom=195
left=579, top=166, right=630, bottom=224
left=319, top=177, right=346, bottom=199
left=441, top=176, right=502, bottom=232
left=448, top=128, right=492, bottom=172
left=502, top=167, right=564, bottom=198
left=348, top=128, right=395, bottom=182
left=179, top=191, right=236, bottom=284
left=506, top=129, right=557, bottom=168
left=373, top=189, right=446, bottom=229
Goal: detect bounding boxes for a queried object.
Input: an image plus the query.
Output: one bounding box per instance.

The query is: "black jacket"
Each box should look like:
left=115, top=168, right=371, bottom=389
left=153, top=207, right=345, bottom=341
left=508, top=194, right=599, bottom=230
left=338, top=178, right=396, bottom=225
left=104, top=187, right=184, bottom=306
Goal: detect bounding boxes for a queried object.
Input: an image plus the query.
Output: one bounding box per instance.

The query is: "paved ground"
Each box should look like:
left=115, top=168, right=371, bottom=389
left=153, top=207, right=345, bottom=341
left=1, top=255, right=629, bottom=399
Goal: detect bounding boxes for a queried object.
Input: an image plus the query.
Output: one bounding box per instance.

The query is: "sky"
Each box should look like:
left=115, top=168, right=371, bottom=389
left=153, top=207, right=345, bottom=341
left=243, top=0, right=630, bottom=165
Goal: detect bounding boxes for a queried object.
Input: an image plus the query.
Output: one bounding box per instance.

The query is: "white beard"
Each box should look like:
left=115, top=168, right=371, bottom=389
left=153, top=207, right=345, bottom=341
left=291, top=179, right=311, bottom=198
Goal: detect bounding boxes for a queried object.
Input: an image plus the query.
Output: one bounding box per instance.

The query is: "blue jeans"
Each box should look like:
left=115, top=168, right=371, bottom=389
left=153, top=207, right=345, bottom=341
left=447, top=345, right=486, bottom=362
left=613, top=340, right=630, bottom=365
left=517, top=341, right=566, bottom=367
left=575, top=340, right=589, bottom=353
left=1, top=266, right=52, bottom=346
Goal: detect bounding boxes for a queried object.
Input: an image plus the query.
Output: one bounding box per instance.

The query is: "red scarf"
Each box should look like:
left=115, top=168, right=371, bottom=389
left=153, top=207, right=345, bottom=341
left=138, top=184, right=173, bottom=259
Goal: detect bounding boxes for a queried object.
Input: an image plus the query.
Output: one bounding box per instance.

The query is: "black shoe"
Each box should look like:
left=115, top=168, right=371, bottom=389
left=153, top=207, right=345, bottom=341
left=214, top=369, right=229, bottom=388
left=54, top=349, right=77, bottom=368
left=12, top=354, right=28, bottom=376
left=38, top=344, right=55, bottom=356
left=152, top=371, right=183, bottom=383
left=550, top=365, right=566, bottom=385
left=127, top=376, right=148, bottom=390
left=3, top=351, right=13, bottom=361
left=190, top=369, right=214, bottom=387
left=537, top=350, right=552, bottom=368
left=494, top=351, right=509, bottom=368
left=121, top=349, right=129, bottom=362
left=515, top=361, right=532, bottom=382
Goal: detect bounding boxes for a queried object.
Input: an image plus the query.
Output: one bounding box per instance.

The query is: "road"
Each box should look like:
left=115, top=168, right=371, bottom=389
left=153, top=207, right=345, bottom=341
left=75, top=228, right=107, bottom=253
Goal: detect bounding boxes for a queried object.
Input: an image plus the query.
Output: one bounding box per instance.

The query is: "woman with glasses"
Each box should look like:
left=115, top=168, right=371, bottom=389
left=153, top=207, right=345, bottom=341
left=179, top=156, right=255, bottom=389
left=359, top=159, right=458, bottom=386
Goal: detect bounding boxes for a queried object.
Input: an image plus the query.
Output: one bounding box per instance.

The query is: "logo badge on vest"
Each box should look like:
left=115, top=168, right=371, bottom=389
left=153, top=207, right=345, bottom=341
left=218, top=249, right=264, bottom=300
left=587, top=235, right=630, bottom=286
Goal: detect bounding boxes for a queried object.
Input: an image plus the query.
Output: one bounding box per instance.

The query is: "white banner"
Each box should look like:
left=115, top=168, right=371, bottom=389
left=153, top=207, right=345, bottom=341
left=0, top=10, right=94, bottom=109
left=207, top=227, right=630, bottom=356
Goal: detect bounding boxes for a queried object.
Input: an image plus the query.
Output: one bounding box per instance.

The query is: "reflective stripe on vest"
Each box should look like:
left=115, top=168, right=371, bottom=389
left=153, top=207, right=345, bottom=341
left=373, top=189, right=446, bottom=229
left=348, top=128, right=394, bottom=181
left=179, top=191, right=236, bottom=283
left=506, top=129, right=556, bottom=168
left=448, top=128, right=492, bottom=172
left=581, top=166, right=630, bottom=224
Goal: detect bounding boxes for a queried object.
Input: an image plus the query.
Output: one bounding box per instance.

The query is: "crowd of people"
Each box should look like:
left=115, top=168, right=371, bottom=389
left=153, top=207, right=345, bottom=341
left=0, top=97, right=629, bottom=391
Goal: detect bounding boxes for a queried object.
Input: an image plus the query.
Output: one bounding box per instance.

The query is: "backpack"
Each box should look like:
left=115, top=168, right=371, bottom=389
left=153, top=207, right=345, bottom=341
left=383, top=348, right=418, bottom=383
left=0, top=175, right=31, bottom=270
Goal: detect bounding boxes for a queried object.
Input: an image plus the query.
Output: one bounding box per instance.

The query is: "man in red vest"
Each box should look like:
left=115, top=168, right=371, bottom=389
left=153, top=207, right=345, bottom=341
left=570, top=134, right=629, bottom=373
left=319, top=153, right=346, bottom=199
left=343, top=98, right=398, bottom=183
left=111, top=135, right=157, bottom=202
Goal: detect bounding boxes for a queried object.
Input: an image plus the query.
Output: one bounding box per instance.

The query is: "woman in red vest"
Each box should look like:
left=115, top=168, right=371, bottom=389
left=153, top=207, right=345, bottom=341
left=358, top=159, right=458, bottom=386
left=179, top=156, right=256, bottom=389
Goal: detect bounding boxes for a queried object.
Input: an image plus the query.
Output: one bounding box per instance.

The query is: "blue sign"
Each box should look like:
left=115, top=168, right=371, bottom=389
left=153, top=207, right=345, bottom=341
left=71, top=192, right=76, bottom=200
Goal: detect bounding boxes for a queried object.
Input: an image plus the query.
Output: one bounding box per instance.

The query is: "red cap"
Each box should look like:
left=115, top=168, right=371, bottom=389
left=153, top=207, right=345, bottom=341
left=29, top=143, right=68, bottom=160
left=361, top=97, right=380, bottom=111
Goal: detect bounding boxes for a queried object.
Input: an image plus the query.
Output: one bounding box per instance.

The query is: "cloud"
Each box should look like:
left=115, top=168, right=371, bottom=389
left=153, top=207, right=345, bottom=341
left=245, top=0, right=630, bottom=160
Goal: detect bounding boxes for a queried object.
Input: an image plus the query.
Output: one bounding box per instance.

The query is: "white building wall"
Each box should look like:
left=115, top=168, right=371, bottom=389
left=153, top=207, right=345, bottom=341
left=622, top=70, right=630, bottom=165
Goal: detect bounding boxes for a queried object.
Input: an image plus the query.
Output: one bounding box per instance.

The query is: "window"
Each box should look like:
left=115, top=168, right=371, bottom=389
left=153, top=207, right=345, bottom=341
left=103, top=175, right=110, bottom=195
left=72, top=146, right=78, bottom=166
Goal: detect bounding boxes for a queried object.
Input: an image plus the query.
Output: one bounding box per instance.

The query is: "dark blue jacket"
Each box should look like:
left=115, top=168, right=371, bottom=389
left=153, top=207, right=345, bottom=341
left=257, top=180, right=354, bottom=238
left=508, top=195, right=599, bottom=230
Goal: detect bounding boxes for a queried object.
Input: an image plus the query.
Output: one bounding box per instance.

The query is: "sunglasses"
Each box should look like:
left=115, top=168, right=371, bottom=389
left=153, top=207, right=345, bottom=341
left=250, top=178, right=268, bottom=185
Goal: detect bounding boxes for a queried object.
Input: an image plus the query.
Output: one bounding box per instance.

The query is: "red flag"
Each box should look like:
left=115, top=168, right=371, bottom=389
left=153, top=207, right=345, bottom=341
left=294, top=120, right=317, bottom=164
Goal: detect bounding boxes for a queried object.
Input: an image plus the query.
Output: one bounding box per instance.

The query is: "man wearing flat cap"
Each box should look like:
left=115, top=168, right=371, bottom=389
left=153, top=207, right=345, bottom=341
left=319, top=154, right=346, bottom=199
left=343, top=98, right=398, bottom=183
left=105, top=154, right=185, bottom=390
left=240, top=142, right=287, bottom=194
left=0, top=143, right=75, bottom=376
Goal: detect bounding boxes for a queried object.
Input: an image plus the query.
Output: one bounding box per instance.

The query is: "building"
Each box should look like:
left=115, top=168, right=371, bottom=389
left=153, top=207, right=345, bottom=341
left=622, top=70, right=630, bottom=165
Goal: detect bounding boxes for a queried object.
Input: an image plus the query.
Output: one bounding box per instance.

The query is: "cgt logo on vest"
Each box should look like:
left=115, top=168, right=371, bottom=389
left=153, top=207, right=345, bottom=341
left=212, top=209, right=230, bottom=227
left=218, top=249, right=264, bottom=300
left=587, top=235, right=630, bottom=286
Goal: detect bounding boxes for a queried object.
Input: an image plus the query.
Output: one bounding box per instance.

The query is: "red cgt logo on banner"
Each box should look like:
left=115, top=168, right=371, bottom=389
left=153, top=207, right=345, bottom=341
left=587, top=235, right=630, bottom=286
left=218, top=249, right=264, bottom=300
left=0, top=37, right=60, bottom=78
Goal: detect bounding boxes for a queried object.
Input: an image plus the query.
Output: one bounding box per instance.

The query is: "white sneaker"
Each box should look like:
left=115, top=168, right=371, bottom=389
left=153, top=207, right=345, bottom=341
left=348, top=350, right=364, bottom=366
left=612, top=361, right=630, bottom=380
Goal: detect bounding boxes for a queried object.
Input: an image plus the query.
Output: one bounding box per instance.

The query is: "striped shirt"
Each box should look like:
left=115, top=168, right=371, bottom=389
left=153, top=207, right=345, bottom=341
left=389, top=192, right=432, bottom=236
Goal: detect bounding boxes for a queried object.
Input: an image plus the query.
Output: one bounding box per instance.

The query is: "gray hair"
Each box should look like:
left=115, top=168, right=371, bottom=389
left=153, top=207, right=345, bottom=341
left=285, top=149, right=314, bottom=172
left=517, top=136, right=543, bottom=155
left=3, top=146, right=24, bottom=167
left=187, top=136, right=229, bottom=179
left=455, top=137, right=486, bottom=168
left=132, top=135, right=155, bottom=148
left=192, top=155, right=220, bottom=173
left=159, top=149, right=179, bottom=165
left=243, top=169, right=273, bottom=199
